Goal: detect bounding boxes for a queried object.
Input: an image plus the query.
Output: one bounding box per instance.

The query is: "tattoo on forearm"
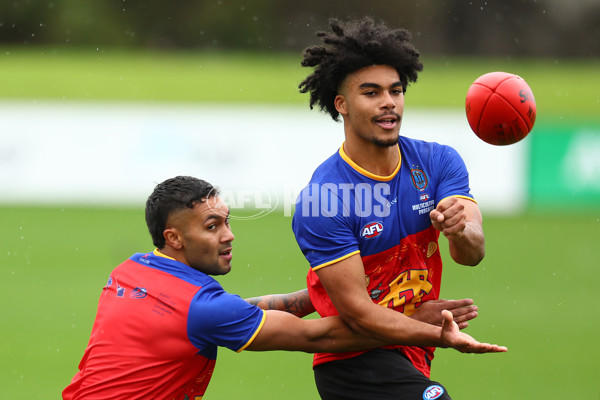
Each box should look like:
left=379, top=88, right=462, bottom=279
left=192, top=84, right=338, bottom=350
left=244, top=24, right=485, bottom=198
left=245, top=289, right=316, bottom=317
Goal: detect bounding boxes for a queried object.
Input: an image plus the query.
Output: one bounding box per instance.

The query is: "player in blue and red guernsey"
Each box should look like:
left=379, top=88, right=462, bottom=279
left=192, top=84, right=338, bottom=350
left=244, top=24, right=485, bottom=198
left=293, top=18, right=503, bottom=400
left=64, top=176, right=506, bottom=400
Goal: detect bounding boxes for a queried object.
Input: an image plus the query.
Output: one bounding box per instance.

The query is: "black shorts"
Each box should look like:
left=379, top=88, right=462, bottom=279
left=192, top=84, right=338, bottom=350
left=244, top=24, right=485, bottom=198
left=314, top=348, right=451, bottom=400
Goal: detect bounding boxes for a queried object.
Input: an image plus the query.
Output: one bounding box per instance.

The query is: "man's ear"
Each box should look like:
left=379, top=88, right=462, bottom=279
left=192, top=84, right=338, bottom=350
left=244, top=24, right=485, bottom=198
left=163, top=228, right=183, bottom=250
left=334, top=94, right=348, bottom=116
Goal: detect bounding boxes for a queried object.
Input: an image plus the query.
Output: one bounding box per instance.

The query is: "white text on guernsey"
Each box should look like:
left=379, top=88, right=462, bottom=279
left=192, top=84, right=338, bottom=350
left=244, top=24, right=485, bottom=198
left=299, top=183, right=392, bottom=218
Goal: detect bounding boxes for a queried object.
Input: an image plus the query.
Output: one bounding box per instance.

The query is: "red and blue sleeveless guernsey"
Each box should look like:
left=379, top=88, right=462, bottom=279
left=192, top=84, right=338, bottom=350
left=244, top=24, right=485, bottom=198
left=63, top=250, right=266, bottom=400
left=292, top=137, right=475, bottom=378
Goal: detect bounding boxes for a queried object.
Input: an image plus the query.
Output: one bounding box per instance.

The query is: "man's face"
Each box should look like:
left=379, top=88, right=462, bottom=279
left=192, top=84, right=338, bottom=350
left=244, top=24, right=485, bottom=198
left=335, top=64, right=405, bottom=147
left=168, top=196, right=234, bottom=276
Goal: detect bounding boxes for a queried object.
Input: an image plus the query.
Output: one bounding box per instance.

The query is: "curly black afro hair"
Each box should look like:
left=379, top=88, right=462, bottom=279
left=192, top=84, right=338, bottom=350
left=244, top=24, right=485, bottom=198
left=299, top=17, right=423, bottom=121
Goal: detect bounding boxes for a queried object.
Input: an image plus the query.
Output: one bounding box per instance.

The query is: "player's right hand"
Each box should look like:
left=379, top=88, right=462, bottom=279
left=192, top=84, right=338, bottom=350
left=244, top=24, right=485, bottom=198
left=411, top=299, right=478, bottom=330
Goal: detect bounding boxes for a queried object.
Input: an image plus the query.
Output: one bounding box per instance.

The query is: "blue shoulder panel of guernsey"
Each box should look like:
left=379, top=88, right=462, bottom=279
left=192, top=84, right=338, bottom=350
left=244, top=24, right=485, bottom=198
left=292, top=136, right=474, bottom=378
left=63, top=250, right=266, bottom=400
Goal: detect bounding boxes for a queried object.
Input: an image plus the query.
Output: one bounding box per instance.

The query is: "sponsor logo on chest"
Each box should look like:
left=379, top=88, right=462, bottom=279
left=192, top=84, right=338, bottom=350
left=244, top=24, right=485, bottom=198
left=360, top=221, right=384, bottom=239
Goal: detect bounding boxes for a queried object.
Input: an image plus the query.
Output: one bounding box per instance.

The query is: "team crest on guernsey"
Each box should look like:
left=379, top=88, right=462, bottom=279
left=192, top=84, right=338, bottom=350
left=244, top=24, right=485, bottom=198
left=423, top=384, right=444, bottom=399
left=360, top=221, right=384, bottom=239
left=410, top=168, right=428, bottom=191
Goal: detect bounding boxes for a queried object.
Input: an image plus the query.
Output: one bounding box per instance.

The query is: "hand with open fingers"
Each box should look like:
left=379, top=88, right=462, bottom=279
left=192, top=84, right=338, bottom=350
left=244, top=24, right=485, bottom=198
left=411, top=299, right=478, bottom=330
left=440, top=310, right=507, bottom=354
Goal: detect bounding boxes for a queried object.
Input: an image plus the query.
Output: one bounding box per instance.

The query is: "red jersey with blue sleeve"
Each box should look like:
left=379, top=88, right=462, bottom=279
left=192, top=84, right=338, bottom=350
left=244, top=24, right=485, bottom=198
left=63, top=250, right=266, bottom=400
left=292, top=137, right=475, bottom=377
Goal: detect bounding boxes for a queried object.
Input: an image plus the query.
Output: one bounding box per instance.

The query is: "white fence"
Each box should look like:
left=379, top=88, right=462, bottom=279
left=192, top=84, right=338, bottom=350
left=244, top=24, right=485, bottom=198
left=0, top=102, right=527, bottom=214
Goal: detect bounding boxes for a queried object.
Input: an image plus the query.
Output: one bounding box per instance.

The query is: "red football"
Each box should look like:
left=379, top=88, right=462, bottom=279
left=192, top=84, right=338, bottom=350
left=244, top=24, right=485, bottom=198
left=465, top=71, right=536, bottom=145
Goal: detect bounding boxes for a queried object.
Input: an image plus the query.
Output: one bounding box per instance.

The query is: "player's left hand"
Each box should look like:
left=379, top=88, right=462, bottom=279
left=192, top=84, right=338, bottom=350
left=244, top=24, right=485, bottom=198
left=411, top=299, right=478, bottom=330
left=440, top=310, right=508, bottom=354
left=429, top=197, right=467, bottom=240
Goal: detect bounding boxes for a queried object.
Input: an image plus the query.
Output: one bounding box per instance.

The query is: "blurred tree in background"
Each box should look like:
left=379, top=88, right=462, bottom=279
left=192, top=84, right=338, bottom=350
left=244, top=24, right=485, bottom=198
left=1, top=0, right=599, bottom=57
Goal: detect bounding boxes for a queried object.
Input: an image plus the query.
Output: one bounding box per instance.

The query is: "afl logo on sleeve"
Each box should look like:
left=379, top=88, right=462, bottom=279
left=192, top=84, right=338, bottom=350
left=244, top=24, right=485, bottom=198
left=360, top=221, right=384, bottom=239
left=423, top=384, right=445, bottom=399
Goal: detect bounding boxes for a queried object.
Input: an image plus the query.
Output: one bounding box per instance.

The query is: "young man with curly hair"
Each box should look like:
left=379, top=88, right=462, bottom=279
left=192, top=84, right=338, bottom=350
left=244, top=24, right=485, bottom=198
left=292, top=17, right=496, bottom=399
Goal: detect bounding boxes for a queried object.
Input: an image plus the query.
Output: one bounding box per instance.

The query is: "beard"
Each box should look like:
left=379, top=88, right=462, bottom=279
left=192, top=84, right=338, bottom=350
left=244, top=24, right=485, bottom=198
left=371, top=135, right=400, bottom=148
left=369, top=112, right=402, bottom=147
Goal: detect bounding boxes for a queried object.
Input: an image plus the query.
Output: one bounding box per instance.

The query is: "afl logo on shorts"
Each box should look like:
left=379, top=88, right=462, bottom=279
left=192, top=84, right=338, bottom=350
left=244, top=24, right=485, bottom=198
left=423, top=384, right=444, bottom=400
left=360, top=221, right=383, bottom=239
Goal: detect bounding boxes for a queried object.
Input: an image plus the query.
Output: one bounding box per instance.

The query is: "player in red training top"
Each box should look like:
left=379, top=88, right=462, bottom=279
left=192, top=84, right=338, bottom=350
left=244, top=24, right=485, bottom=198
left=63, top=176, right=505, bottom=399
left=293, top=18, right=501, bottom=400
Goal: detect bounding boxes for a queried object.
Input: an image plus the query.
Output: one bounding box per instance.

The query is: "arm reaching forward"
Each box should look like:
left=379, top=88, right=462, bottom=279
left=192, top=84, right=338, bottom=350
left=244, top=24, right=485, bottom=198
left=244, top=309, right=507, bottom=354
left=245, top=288, right=315, bottom=318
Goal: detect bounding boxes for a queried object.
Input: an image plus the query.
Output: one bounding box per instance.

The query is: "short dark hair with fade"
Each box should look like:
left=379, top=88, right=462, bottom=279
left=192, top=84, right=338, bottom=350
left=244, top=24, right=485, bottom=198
left=145, top=176, right=219, bottom=248
left=299, top=17, right=424, bottom=121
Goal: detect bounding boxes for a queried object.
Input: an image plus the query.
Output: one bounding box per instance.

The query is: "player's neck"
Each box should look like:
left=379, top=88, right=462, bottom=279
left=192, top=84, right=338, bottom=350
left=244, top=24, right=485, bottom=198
left=156, top=247, right=186, bottom=265
left=342, top=140, right=400, bottom=177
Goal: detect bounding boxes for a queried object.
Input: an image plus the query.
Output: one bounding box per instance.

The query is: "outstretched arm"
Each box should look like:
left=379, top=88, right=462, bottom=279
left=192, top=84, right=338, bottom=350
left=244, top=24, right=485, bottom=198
left=244, top=286, right=481, bottom=329
left=245, top=309, right=507, bottom=354
left=245, top=288, right=315, bottom=318
left=245, top=310, right=382, bottom=352
left=430, top=197, right=485, bottom=266
left=311, top=254, right=505, bottom=353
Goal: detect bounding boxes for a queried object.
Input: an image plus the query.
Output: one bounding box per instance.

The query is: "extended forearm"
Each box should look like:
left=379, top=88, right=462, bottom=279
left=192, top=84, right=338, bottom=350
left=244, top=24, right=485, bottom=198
left=246, top=310, right=382, bottom=353
left=248, top=309, right=507, bottom=355
left=245, top=288, right=316, bottom=317
left=448, top=221, right=485, bottom=266
left=306, top=316, right=385, bottom=353
left=343, top=303, right=445, bottom=348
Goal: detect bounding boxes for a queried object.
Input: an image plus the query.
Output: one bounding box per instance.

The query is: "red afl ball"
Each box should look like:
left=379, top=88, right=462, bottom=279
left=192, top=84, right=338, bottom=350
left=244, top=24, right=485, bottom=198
left=465, top=71, right=536, bottom=145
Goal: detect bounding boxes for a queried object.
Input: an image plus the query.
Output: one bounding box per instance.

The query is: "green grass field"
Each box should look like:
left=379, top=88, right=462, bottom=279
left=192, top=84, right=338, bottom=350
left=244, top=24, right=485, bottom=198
left=1, top=207, right=599, bottom=399
left=1, top=48, right=599, bottom=399
left=1, top=47, right=599, bottom=120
